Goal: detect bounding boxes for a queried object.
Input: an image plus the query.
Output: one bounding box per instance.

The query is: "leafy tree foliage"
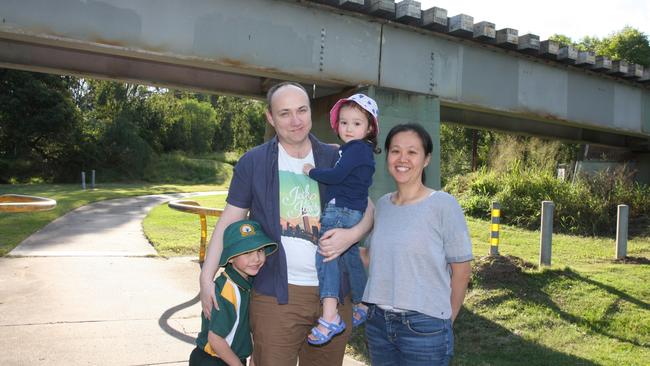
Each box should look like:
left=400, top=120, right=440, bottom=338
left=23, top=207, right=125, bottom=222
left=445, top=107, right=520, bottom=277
left=440, top=125, right=493, bottom=186
left=165, top=98, right=217, bottom=154
left=0, top=68, right=269, bottom=182
left=211, top=95, right=266, bottom=152
left=0, top=69, right=82, bottom=182
left=550, top=27, right=650, bottom=66
left=595, top=27, right=650, bottom=67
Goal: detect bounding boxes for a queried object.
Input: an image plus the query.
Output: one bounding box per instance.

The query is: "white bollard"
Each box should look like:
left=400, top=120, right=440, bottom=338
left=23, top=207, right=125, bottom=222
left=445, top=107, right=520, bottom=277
left=615, top=204, right=629, bottom=259
left=539, top=201, right=554, bottom=266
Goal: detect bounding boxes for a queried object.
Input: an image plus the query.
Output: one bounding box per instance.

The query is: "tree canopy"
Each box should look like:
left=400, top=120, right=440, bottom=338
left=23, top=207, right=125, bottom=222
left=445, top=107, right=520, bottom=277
left=0, top=69, right=267, bottom=183
left=550, top=26, right=650, bottom=66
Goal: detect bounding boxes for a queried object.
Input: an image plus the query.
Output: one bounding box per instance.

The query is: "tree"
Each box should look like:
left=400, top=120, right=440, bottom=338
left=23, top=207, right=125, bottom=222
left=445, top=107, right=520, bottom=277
left=211, top=96, right=266, bottom=152
left=165, top=98, right=217, bottom=154
left=595, top=27, right=650, bottom=67
left=549, top=34, right=575, bottom=48
left=439, top=124, right=494, bottom=185
left=551, top=27, right=650, bottom=67
left=0, top=69, right=82, bottom=182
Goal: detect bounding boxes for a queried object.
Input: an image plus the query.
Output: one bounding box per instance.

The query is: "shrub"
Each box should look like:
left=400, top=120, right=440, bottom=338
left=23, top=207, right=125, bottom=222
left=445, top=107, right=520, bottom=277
left=142, top=151, right=232, bottom=184
left=445, top=166, right=650, bottom=237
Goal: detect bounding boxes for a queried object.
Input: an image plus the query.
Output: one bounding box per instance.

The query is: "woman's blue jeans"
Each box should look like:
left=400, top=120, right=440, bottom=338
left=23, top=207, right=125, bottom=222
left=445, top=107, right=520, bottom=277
left=317, top=203, right=366, bottom=304
left=365, top=305, right=454, bottom=366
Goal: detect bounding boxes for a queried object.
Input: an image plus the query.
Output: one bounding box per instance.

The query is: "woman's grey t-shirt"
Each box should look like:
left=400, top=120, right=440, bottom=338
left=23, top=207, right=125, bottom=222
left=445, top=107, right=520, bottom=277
left=362, top=191, right=473, bottom=319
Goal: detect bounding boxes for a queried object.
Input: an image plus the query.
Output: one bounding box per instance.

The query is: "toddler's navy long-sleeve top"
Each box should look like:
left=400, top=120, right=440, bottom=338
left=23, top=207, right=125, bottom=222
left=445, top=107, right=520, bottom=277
left=308, top=139, right=375, bottom=212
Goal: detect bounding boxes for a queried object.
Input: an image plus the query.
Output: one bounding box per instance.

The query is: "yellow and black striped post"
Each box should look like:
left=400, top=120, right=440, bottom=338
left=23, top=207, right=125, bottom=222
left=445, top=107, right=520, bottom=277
left=490, top=201, right=500, bottom=256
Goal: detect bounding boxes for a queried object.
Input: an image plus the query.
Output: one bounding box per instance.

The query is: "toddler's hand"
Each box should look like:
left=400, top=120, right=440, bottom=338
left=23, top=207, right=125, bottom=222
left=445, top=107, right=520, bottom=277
left=303, top=163, right=314, bottom=175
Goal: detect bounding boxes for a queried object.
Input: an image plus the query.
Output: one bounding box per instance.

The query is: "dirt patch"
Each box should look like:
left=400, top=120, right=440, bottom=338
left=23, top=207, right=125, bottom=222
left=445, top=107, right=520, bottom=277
left=613, top=256, right=650, bottom=265
left=472, top=255, right=537, bottom=287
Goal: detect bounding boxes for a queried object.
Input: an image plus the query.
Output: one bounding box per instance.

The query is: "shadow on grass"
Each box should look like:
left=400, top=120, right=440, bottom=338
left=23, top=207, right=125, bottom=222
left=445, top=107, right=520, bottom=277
left=454, top=309, right=598, bottom=366
left=473, top=256, right=649, bottom=349
left=346, top=309, right=597, bottom=366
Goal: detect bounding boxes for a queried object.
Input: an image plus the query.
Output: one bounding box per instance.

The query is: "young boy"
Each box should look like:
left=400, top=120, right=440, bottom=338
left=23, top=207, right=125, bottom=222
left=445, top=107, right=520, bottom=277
left=190, top=220, right=277, bottom=366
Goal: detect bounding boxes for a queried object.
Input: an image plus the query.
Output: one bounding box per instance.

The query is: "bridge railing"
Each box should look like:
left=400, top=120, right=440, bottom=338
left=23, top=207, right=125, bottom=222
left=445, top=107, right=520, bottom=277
left=167, top=199, right=223, bottom=265
left=0, top=194, right=57, bottom=213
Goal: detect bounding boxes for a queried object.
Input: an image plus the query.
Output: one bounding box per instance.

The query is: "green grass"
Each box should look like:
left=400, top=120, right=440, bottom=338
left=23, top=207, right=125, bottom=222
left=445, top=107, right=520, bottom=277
left=345, top=218, right=650, bottom=365
left=10, top=182, right=648, bottom=365
left=143, top=152, right=235, bottom=184
left=143, top=194, right=227, bottom=256
left=142, top=198, right=650, bottom=365
left=0, top=183, right=228, bottom=256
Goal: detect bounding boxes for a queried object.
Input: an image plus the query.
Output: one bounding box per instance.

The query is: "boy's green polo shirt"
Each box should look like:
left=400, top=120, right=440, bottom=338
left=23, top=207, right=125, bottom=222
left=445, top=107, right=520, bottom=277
left=196, top=265, right=253, bottom=361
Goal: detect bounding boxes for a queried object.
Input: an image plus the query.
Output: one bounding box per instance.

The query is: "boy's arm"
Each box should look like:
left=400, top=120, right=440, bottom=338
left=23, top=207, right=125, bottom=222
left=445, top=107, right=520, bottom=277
left=200, top=204, right=249, bottom=318
left=207, top=331, right=244, bottom=366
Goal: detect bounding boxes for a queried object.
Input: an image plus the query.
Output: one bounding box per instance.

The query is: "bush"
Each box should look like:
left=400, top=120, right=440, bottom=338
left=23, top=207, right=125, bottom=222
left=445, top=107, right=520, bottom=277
left=445, top=166, right=650, bottom=237
left=143, top=151, right=233, bottom=184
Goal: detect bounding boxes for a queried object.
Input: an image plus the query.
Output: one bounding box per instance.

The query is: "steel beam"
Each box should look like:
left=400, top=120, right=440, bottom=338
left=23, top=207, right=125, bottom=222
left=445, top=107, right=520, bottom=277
left=0, top=0, right=649, bottom=150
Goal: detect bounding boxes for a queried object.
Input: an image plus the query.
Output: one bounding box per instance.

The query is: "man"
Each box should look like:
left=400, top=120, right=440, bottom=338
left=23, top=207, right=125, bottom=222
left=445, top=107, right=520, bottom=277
left=199, top=82, right=374, bottom=366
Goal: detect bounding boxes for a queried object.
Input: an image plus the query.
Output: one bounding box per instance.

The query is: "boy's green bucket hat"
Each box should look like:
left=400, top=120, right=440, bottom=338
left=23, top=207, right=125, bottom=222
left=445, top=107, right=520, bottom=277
left=219, top=220, right=278, bottom=267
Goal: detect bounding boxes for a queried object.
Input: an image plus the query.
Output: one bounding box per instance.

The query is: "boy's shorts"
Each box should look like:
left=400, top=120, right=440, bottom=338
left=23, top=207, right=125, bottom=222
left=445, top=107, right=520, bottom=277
left=189, top=347, right=247, bottom=366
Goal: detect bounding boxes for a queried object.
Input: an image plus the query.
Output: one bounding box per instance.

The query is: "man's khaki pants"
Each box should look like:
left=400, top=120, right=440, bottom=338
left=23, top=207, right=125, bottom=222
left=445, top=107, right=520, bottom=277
left=250, top=285, right=353, bottom=366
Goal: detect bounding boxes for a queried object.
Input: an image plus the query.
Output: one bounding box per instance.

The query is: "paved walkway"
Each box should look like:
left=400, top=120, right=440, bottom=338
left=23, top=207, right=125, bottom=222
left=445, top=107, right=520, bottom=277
left=0, top=193, right=366, bottom=366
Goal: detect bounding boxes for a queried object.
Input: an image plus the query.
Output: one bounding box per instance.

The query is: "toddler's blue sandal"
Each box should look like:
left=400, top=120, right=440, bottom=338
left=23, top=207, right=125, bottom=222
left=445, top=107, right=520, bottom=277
left=352, top=305, right=368, bottom=327
left=307, top=316, right=346, bottom=345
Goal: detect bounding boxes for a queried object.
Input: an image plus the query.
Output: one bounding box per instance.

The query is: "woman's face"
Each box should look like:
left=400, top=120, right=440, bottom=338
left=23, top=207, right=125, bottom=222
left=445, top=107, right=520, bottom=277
left=386, top=130, right=431, bottom=186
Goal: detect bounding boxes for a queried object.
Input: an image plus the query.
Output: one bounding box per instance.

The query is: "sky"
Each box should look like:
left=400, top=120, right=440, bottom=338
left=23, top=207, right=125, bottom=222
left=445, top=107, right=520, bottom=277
left=419, top=0, right=650, bottom=42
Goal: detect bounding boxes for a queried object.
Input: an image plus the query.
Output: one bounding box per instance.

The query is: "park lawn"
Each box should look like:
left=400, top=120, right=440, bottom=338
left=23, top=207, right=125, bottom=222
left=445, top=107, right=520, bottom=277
left=143, top=194, right=227, bottom=257
left=144, top=197, right=650, bottom=365
left=453, top=218, right=649, bottom=366
left=0, top=182, right=228, bottom=256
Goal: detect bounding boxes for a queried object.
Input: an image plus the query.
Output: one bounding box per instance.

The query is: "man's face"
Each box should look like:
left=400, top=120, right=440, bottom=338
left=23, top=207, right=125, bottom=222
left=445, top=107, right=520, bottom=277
left=265, top=85, right=312, bottom=146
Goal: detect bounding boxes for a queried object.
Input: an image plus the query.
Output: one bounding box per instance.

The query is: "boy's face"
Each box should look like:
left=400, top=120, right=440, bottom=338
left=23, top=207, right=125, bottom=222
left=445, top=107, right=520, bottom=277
left=230, top=248, right=267, bottom=278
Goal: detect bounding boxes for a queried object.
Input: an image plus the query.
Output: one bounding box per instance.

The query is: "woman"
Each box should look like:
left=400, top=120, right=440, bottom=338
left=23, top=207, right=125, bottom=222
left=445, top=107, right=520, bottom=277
left=362, top=123, right=473, bottom=365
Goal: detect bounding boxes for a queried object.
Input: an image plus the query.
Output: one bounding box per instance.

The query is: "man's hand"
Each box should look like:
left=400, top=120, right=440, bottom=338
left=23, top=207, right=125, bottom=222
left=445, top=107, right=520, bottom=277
left=319, top=199, right=374, bottom=262
left=303, top=163, right=314, bottom=176
left=318, top=227, right=356, bottom=262
left=200, top=279, right=218, bottom=319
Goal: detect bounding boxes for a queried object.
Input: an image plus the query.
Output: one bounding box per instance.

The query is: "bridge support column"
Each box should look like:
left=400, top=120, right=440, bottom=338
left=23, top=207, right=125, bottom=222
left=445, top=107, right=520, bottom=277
left=311, top=86, right=441, bottom=201
left=634, top=153, right=650, bottom=185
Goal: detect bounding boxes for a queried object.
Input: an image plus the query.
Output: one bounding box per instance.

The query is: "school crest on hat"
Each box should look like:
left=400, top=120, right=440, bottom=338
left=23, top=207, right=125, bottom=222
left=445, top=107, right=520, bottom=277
left=219, top=220, right=278, bottom=267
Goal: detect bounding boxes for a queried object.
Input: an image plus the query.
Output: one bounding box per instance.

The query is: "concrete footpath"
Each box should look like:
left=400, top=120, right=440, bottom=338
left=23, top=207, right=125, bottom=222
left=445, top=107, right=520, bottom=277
left=0, top=193, right=366, bottom=366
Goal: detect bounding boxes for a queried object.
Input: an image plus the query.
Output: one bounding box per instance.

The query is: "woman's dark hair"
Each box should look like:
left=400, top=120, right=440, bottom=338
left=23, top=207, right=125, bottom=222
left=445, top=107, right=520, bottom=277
left=384, top=123, right=433, bottom=184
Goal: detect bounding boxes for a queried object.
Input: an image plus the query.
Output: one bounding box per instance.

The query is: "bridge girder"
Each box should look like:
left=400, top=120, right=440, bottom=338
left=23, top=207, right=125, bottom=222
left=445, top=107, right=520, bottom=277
left=0, top=0, right=649, bottom=150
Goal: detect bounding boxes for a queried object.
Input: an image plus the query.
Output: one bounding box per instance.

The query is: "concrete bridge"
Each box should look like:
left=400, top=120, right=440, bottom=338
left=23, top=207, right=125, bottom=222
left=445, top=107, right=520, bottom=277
left=1, top=0, right=649, bottom=189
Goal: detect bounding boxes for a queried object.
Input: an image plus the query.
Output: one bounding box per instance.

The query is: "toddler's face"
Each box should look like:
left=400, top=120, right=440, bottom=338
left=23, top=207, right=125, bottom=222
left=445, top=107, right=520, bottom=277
left=337, top=105, right=371, bottom=143
left=231, top=248, right=267, bottom=278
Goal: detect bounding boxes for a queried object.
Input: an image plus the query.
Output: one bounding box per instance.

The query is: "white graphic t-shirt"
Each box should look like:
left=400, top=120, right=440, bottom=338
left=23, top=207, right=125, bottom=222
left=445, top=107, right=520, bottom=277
left=278, top=143, right=321, bottom=286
